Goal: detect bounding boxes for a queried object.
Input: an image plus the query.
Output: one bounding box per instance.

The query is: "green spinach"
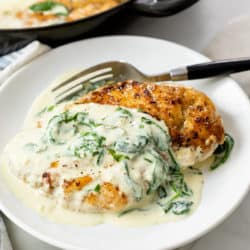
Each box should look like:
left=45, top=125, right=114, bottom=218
left=210, top=133, right=234, bottom=170
left=30, top=1, right=69, bottom=16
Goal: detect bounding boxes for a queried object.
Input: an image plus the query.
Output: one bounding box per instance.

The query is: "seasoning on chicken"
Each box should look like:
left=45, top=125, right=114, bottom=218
left=76, top=80, right=225, bottom=167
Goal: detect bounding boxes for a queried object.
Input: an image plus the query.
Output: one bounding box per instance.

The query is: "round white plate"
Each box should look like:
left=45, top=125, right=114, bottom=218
left=0, top=36, right=250, bottom=250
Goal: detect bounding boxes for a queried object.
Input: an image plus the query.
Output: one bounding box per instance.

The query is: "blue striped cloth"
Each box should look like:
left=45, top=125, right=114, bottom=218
left=0, top=54, right=16, bottom=70
left=0, top=41, right=50, bottom=84
left=0, top=50, right=23, bottom=70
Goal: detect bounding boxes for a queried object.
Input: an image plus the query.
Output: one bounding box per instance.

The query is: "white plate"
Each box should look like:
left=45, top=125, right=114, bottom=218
left=0, top=36, right=250, bottom=250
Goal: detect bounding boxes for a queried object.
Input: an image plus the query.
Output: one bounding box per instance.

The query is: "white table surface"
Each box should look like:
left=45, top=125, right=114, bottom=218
left=3, top=0, right=250, bottom=249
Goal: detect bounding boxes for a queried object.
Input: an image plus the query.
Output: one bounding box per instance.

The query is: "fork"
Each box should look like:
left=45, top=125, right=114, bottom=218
left=52, top=58, right=250, bottom=103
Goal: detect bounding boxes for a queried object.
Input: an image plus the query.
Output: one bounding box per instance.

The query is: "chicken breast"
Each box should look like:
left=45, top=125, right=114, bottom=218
left=76, top=80, right=225, bottom=167
left=3, top=81, right=223, bottom=214
left=4, top=103, right=174, bottom=213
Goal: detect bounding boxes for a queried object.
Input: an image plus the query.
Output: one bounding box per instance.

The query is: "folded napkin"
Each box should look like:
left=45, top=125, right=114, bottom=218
left=0, top=40, right=50, bottom=250
left=0, top=41, right=50, bottom=84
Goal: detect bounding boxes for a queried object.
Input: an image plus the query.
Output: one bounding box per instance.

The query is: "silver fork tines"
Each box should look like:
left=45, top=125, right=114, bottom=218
left=53, top=67, right=113, bottom=103
left=51, top=60, right=176, bottom=104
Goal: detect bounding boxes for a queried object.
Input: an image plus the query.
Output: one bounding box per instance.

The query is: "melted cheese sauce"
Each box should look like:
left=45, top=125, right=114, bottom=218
left=0, top=160, right=203, bottom=226
left=0, top=0, right=37, bottom=10
left=0, top=0, right=39, bottom=28
left=0, top=76, right=204, bottom=226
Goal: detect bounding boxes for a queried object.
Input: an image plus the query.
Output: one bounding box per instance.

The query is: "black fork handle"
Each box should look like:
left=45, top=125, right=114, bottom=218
left=170, top=58, right=250, bottom=80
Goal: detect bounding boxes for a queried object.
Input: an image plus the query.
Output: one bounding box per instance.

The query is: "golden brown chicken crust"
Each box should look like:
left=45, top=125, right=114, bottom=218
left=76, top=80, right=224, bottom=152
left=84, top=182, right=128, bottom=211
left=63, top=176, right=93, bottom=194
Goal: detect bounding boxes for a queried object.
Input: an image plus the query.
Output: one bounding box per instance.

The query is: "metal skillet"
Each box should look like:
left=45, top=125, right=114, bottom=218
left=0, top=0, right=199, bottom=55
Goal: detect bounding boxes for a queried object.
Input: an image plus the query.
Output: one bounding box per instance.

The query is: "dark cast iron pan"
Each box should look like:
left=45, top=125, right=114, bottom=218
left=0, top=0, right=199, bottom=56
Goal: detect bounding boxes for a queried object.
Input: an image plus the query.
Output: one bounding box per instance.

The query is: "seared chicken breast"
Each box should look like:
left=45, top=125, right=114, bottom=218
left=4, top=103, right=173, bottom=213
left=3, top=80, right=225, bottom=214
left=77, top=80, right=225, bottom=167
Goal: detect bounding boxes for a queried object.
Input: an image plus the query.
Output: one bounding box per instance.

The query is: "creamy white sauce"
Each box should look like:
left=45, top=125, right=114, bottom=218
left=0, top=159, right=203, bottom=226
left=0, top=0, right=65, bottom=29
left=0, top=0, right=124, bottom=29
left=0, top=0, right=37, bottom=11
left=0, top=75, right=204, bottom=226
